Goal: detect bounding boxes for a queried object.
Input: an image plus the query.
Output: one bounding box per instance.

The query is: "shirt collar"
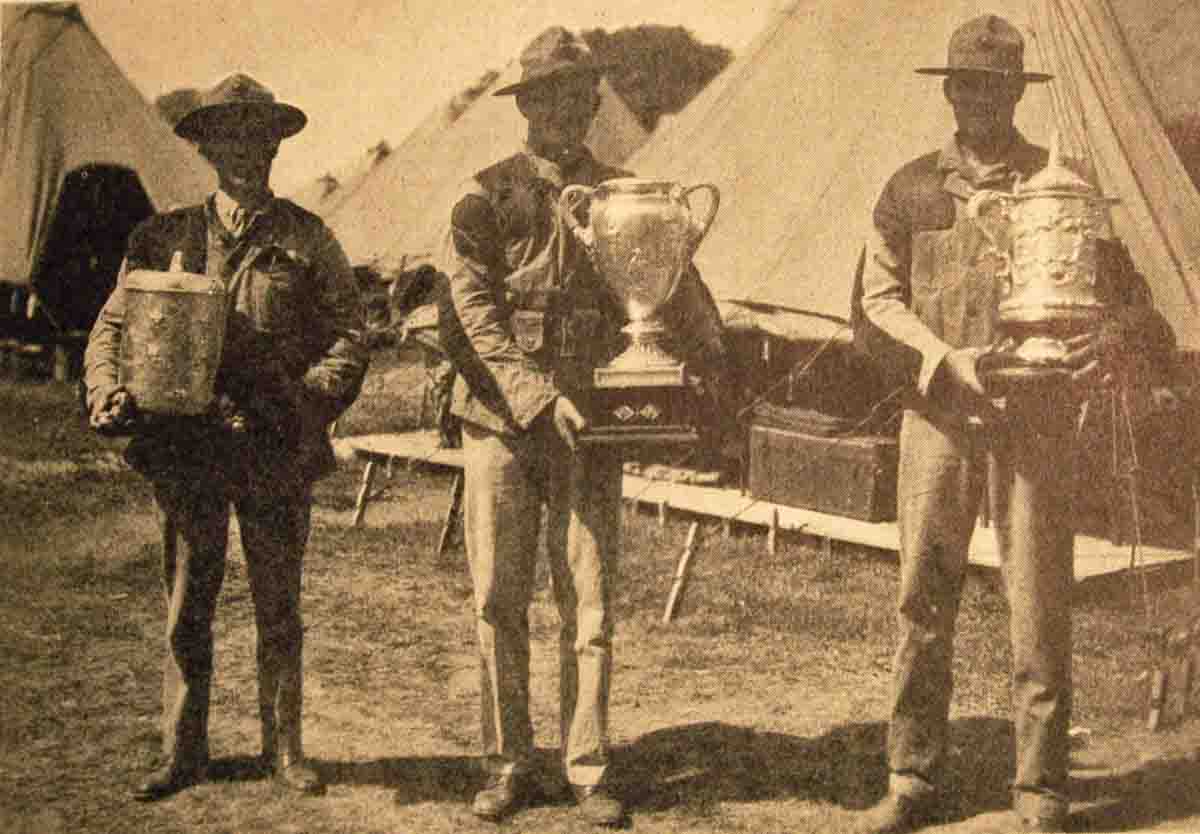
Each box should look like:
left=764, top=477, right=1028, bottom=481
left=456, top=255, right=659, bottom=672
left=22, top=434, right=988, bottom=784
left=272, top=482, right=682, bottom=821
left=207, top=189, right=275, bottom=242
left=523, top=142, right=596, bottom=188
left=937, top=130, right=1040, bottom=190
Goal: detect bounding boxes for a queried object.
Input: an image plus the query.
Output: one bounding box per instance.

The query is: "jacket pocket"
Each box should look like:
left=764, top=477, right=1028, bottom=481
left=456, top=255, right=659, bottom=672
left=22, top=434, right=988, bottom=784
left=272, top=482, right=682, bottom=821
left=510, top=310, right=546, bottom=354
left=251, top=268, right=303, bottom=332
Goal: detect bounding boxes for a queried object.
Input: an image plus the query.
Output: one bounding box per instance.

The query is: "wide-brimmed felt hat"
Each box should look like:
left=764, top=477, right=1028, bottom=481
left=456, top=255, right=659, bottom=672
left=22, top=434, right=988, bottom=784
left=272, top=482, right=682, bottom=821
left=916, top=14, right=1052, bottom=82
left=493, top=26, right=610, bottom=97
left=174, top=73, right=307, bottom=142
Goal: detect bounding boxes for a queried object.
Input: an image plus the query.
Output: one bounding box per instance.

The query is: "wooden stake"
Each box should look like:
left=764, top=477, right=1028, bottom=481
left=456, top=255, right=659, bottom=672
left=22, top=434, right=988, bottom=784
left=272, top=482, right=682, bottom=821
left=436, top=472, right=465, bottom=559
left=767, top=508, right=779, bottom=556
left=723, top=518, right=733, bottom=541
left=658, top=499, right=669, bottom=528
left=1148, top=667, right=1168, bottom=731
left=352, top=459, right=378, bottom=527
left=662, top=521, right=701, bottom=623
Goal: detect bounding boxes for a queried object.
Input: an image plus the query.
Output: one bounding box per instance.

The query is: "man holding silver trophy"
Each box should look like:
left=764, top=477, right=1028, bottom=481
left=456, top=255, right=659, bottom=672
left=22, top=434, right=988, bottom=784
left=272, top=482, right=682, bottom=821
left=439, top=26, right=728, bottom=826
left=853, top=15, right=1175, bottom=834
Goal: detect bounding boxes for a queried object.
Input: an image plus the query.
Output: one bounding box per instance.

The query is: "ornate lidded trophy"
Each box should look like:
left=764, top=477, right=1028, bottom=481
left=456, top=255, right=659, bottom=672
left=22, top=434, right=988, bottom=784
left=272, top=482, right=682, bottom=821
left=561, top=178, right=719, bottom=446
left=967, top=133, right=1118, bottom=393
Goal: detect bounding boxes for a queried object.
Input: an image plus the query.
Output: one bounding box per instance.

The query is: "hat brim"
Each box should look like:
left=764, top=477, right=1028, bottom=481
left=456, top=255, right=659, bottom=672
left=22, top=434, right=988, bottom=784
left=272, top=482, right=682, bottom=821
left=175, top=101, right=307, bottom=142
left=492, top=63, right=610, bottom=97
left=915, top=67, right=1053, bottom=82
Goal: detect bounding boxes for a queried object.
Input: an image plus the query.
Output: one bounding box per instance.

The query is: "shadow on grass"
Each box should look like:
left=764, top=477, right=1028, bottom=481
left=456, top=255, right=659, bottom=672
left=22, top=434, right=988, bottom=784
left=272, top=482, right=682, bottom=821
left=1069, top=752, right=1200, bottom=832
left=208, top=754, right=272, bottom=784
left=317, top=754, right=480, bottom=805
left=614, top=717, right=1015, bottom=821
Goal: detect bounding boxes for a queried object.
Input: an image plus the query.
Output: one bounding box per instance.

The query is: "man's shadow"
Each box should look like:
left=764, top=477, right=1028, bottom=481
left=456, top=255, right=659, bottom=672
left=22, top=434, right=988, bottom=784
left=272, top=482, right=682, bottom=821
left=612, top=717, right=1014, bottom=821
left=314, top=755, right=480, bottom=805
left=1068, top=748, right=1200, bottom=832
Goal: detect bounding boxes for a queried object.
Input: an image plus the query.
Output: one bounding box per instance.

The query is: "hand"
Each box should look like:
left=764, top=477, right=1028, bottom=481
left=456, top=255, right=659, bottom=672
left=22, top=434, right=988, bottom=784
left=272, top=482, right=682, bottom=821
left=89, top=386, right=136, bottom=435
left=1063, top=309, right=1141, bottom=385
left=211, top=393, right=250, bottom=435
left=938, top=347, right=1000, bottom=420
left=552, top=396, right=588, bottom=452
left=942, top=347, right=988, bottom=398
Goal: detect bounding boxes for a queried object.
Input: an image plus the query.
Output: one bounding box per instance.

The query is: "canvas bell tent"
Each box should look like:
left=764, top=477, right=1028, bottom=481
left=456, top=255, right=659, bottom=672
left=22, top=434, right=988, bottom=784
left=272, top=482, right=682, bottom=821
left=0, top=3, right=213, bottom=339
left=325, top=68, right=648, bottom=275
left=627, top=0, right=1200, bottom=358
left=289, top=141, right=392, bottom=218
left=287, top=71, right=501, bottom=220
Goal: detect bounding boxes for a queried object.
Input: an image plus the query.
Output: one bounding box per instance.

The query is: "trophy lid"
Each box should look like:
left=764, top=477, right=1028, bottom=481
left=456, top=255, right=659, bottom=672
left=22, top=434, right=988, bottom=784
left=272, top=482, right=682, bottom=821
left=596, top=177, right=675, bottom=195
left=1016, top=131, right=1113, bottom=200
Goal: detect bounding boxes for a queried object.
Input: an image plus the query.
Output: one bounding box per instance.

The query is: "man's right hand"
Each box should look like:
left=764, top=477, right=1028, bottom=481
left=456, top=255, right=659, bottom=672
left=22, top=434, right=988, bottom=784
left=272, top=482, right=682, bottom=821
left=937, top=347, right=1000, bottom=419
left=552, top=396, right=588, bottom=452
left=89, top=386, right=136, bottom=435
left=942, top=347, right=987, bottom=397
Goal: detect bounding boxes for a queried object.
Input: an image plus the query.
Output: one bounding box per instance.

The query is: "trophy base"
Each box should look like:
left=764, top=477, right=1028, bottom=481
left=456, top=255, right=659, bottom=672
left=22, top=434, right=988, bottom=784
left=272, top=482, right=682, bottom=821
left=978, top=351, right=1074, bottom=398
left=580, top=372, right=700, bottom=449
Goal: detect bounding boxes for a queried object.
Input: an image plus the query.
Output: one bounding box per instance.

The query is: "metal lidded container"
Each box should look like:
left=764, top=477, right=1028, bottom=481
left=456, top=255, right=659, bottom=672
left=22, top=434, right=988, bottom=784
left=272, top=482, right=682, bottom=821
left=118, top=266, right=227, bottom=416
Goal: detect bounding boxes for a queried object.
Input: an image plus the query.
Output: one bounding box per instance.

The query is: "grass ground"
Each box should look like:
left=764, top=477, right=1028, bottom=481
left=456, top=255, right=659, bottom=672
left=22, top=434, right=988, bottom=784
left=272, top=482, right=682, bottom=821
left=2, top=347, right=1200, bottom=833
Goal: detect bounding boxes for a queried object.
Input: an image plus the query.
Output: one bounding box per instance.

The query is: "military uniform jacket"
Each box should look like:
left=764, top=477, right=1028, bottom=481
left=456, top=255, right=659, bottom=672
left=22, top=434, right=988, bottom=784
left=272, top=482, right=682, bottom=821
left=857, top=132, right=1174, bottom=413
left=84, top=196, right=368, bottom=489
left=441, top=146, right=727, bottom=436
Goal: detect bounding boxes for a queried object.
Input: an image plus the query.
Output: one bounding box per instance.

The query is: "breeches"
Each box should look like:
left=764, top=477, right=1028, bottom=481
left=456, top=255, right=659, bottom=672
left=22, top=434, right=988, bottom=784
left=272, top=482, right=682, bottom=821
left=151, top=477, right=312, bottom=763
left=461, top=418, right=622, bottom=787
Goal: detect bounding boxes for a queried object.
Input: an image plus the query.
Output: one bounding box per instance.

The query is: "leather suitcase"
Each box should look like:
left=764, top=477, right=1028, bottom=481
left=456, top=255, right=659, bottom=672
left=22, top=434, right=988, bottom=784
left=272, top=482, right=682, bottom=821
left=748, top=423, right=898, bottom=522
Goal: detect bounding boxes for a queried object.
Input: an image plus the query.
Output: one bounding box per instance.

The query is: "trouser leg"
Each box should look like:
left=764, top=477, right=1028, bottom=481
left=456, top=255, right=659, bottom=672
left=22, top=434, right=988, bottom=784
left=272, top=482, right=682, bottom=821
left=546, top=439, right=620, bottom=788
left=237, top=486, right=312, bottom=763
left=993, top=401, right=1075, bottom=811
left=462, top=422, right=539, bottom=777
left=155, top=480, right=230, bottom=766
left=888, top=410, right=982, bottom=788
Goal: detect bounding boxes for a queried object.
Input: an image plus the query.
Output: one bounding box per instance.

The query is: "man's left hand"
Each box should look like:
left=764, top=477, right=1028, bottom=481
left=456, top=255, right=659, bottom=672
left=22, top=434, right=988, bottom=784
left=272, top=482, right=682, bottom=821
left=1062, top=311, right=1139, bottom=385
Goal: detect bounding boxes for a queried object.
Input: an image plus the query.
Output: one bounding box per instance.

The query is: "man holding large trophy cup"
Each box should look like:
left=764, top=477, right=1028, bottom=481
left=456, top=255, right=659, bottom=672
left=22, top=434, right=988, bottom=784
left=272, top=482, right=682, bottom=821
left=439, top=26, right=728, bottom=826
left=853, top=15, right=1175, bottom=834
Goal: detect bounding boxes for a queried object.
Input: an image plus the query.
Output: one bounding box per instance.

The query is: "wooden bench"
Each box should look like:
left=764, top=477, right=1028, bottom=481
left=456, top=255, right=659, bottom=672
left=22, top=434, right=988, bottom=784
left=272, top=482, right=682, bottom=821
left=343, top=431, right=1195, bottom=582
left=346, top=431, right=465, bottom=557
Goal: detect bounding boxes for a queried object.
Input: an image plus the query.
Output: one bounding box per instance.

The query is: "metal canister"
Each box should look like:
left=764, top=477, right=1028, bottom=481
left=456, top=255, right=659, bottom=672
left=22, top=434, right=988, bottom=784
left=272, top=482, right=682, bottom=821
left=118, top=269, right=227, bottom=415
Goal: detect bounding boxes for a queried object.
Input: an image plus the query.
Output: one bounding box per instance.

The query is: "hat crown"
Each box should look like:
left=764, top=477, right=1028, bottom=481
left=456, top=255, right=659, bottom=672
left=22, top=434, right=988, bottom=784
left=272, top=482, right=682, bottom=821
left=519, top=26, right=595, bottom=75
left=201, top=72, right=278, bottom=108
left=492, top=26, right=605, bottom=95
left=946, top=14, right=1026, bottom=76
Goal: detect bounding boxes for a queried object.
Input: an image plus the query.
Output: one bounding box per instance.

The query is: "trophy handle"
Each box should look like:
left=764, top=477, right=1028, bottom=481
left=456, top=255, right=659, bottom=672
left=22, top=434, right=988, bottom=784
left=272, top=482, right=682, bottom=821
left=559, top=184, right=596, bottom=249
left=965, top=189, right=1012, bottom=253
left=680, top=183, right=721, bottom=257
left=965, top=189, right=1013, bottom=291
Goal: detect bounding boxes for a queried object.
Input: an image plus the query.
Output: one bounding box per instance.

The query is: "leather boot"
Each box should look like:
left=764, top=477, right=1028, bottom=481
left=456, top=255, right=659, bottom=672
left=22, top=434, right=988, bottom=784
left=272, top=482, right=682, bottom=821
left=472, top=772, right=532, bottom=821
left=276, top=749, right=324, bottom=795
left=1013, top=791, right=1069, bottom=832
left=855, top=782, right=939, bottom=834
left=572, top=784, right=625, bottom=827
left=132, top=752, right=209, bottom=802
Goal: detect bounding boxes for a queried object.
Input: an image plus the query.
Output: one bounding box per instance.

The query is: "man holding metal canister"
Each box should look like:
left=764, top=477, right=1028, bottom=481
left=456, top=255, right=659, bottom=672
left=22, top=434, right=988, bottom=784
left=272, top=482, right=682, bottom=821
left=83, top=73, right=367, bottom=801
left=852, top=15, right=1174, bottom=834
